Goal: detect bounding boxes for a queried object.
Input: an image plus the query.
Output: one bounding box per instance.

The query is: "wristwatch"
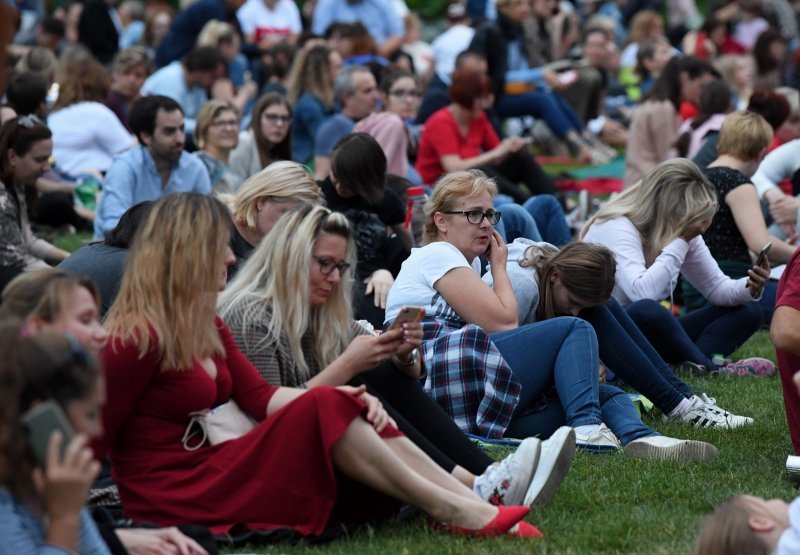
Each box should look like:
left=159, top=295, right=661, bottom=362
left=393, top=348, right=419, bottom=367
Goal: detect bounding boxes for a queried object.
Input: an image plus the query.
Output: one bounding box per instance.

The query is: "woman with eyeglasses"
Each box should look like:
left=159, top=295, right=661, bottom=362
left=385, top=170, right=621, bottom=450
left=219, top=203, right=577, bottom=511
left=193, top=99, right=244, bottom=193
left=97, top=192, right=541, bottom=540
left=353, top=70, right=423, bottom=183
left=229, top=93, right=293, bottom=181
left=0, top=116, right=69, bottom=292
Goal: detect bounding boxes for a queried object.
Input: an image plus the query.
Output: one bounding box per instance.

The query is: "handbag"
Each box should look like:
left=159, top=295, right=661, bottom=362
left=181, top=400, right=257, bottom=451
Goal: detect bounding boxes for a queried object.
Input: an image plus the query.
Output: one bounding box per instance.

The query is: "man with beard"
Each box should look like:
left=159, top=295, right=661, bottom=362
left=94, top=96, right=211, bottom=238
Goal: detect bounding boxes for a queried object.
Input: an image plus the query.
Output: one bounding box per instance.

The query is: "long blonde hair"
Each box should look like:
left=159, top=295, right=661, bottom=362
left=581, top=159, right=718, bottom=266
left=217, top=205, right=356, bottom=382
left=105, top=193, right=232, bottom=370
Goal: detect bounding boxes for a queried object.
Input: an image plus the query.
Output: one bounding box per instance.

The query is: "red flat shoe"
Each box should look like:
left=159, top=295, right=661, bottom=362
left=429, top=505, right=531, bottom=537
left=509, top=521, right=543, bottom=538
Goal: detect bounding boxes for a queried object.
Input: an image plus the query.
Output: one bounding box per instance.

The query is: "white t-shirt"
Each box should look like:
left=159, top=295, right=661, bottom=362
left=385, top=241, right=481, bottom=325
left=431, top=25, right=475, bottom=85
left=237, top=0, right=302, bottom=40
left=48, top=102, right=133, bottom=176
left=777, top=498, right=800, bottom=555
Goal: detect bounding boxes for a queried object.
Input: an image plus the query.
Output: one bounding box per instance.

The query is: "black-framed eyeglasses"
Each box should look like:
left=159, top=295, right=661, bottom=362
left=442, top=210, right=502, bottom=225
left=18, top=114, right=44, bottom=128
left=313, top=256, right=351, bottom=275
left=262, top=114, right=292, bottom=125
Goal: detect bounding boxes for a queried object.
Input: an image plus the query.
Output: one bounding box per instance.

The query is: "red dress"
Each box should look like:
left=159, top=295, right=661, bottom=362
left=93, top=317, right=402, bottom=535
left=777, top=250, right=800, bottom=455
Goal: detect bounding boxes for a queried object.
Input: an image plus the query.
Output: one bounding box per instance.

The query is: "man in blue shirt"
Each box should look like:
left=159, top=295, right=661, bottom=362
left=94, top=96, right=211, bottom=238
left=311, top=0, right=403, bottom=57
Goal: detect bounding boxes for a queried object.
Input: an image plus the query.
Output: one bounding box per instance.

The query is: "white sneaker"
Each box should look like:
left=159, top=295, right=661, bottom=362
left=667, top=395, right=754, bottom=429
left=574, top=423, right=621, bottom=453
left=623, top=435, right=719, bottom=462
left=524, top=426, right=576, bottom=507
left=474, top=437, right=540, bottom=506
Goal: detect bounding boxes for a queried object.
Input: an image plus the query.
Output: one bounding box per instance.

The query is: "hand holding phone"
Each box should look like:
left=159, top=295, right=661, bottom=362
left=746, top=242, right=772, bottom=292
left=755, top=242, right=772, bottom=268
left=21, top=400, right=75, bottom=468
left=388, top=306, right=424, bottom=331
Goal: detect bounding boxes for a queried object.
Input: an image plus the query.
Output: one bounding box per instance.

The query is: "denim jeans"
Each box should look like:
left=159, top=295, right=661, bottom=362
left=580, top=300, right=693, bottom=413
left=495, top=91, right=584, bottom=140
left=489, top=317, right=602, bottom=428
left=522, top=195, right=573, bottom=246
left=625, top=298, right=762, bottom=368
left=503, top=384, right=655, bottom=444
left=494, top=200, right=543, bottom=242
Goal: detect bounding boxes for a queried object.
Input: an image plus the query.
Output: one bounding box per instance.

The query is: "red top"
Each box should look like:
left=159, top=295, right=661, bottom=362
left=415, top=107, right=500, bottom=186
left=776, top=249, right=800, bottom=454
left=95, top=317, right=399, bottom=535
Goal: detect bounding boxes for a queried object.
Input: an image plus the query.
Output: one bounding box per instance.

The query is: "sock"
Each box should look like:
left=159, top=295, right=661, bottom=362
left=574, top=424, right=600, bottom=438
left=669, top=397, right=693, bottom=418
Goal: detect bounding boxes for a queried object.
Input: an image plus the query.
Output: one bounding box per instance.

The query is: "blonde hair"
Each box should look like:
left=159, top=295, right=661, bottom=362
left=219, top=160, right=322, bottom=231
left=0, top=269, right=101, bottom=322
left=196, top=20, right=237, bottom=48
left=581, top=159, right=718, bottom=266
left=693, top=497, right=772, bottom=555
left=522, top=242, right=617, bottom=321
left=287, top=44, right=335, bottom=109
left=218, top=205, right=356, bottom=383
left=423, top=170, right=498, bottom=245
left=716, top=110, right=773, bottom=161
left=194, top=99, right=239, bottom=149
left=105, top=193, right=232, bottom=370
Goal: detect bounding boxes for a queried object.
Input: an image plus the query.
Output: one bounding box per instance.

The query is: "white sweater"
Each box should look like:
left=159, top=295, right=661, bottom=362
left=582, top=217, right=755, bottom=307
left=751, top=139, right=800, bottom=200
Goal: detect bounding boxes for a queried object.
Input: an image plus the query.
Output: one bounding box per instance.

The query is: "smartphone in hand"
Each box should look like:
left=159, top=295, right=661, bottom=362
left=21, top=400, right=75, bottom=468
left=388, top=306, right=424, bottom=331
left=755, top=242, right=772, bottom=267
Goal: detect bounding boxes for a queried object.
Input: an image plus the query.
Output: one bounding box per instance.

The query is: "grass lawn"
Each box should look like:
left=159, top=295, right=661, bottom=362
left=225, top=330, right=796, bottom=554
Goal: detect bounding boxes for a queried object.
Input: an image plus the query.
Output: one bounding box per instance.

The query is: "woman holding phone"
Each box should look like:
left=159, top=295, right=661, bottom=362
left=98, top=193, right=541, bottom=539
left=218, top=204, right=577, bottom=509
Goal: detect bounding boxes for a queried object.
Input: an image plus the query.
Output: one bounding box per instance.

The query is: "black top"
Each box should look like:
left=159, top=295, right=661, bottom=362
left=227, top=226, right=255, bottom=282
left=319, top=177, right=408, bottom=280
left=703, top=166, right=752, bottom=264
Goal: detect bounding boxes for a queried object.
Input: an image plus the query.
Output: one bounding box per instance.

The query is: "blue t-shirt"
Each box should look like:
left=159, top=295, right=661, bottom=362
left=314, top=114, right=355, bottom=157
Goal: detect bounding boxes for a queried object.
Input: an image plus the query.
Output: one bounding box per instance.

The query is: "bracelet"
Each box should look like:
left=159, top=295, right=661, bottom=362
left=393, top=348, right=418, bottom=367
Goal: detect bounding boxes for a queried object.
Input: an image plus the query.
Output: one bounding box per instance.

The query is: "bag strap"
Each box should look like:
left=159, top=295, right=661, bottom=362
left=182, top=411, right=210, bottom=451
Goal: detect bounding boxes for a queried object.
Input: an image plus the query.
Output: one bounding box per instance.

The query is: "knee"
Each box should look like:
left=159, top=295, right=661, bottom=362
left=626, top=298, right=664, bottom=318
left=737, top=302, right=763, bottom=328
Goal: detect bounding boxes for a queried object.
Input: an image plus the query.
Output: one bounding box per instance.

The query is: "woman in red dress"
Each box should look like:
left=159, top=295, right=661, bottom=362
left=95, top=192, right=537, bottom=540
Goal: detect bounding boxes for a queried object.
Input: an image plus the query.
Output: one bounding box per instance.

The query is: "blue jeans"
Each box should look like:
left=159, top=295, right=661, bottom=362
left=489, top=317, right=602, bottom=428
left=625, top=299, right=762, bottom=368
left=522, top=195, right=572, bottom=246
left=494, top=200, right=542, bottom=242
left=495, top=91, right=584, bottom=140
left=503, top=384, right=655, bottom=444
left=580, top=300, right=693, bottom=413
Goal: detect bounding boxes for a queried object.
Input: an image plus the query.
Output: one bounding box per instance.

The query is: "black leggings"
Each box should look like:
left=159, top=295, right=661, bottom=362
left=352, top=362, right=493, bottom=476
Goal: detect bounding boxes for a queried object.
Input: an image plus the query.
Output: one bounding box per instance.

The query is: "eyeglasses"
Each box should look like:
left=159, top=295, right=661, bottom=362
left=442, top=210, right=502, bottom=225
left=18, top=114, right=44, bottom=128
left=389, top=89, right=421, bottom=100
left=210, top=118, right=239, bottom=128
left=262, top=114, right=292, bottom=125
left=313, top=256, right=351, bottom=275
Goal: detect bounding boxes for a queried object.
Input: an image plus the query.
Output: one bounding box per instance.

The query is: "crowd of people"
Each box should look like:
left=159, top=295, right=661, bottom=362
left=4, top=0, right=800, bottom=551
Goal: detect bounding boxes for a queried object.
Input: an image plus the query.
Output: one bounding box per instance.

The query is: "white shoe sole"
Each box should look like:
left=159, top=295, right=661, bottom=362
left=623, top=439, right=719, bottom=462
left=523, top=427, right=576, bottom=507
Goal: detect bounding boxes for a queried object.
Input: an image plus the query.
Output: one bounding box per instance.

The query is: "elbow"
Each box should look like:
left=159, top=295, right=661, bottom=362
left=771, top=324, right=795, bottom=355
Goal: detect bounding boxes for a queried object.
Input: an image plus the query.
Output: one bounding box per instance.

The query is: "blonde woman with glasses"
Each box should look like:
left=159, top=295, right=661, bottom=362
left=193, top=99, right=243, bottom=193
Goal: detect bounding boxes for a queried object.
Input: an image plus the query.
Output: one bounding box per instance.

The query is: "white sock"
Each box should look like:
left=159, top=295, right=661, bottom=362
left=574, top=424, right=600, bottom=437
left=669, top=397, right=693, bottom=418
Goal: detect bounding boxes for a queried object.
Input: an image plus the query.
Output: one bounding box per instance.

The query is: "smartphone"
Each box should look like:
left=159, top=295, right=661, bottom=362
left=21, top=400, right=75, bottom=468
left=755, top=242, right=772, bottom=267
left=557, top=70, right=578, bottom=86
left=388, top=306, right=424, bottom=331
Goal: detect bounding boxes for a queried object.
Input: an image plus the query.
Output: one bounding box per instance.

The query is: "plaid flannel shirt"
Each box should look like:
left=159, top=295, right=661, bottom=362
left=420, top=316, right=520, bottom=439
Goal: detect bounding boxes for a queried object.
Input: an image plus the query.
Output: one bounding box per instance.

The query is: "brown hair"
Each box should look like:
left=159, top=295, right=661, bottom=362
left=693, top=497, right=772, bottom=555
left=527, top=242, right=617, bottom=320
left=287, top=44, right=335, bottom=109
left=251, top=92, right=293, bottom=167
left=52, top=59, right=111, bottom=110
left=0, top=268, right=101, bottom=322
left=449, top=69, right=492, bottom=110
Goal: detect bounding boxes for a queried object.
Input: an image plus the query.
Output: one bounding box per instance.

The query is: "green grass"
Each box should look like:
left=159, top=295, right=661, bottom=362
left=224, top=331, right=796, bottom=554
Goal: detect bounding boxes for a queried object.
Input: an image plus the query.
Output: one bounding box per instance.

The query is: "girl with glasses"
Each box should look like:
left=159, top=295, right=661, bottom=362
left=218, top=203, right=576, bottom=513
left=229, top=92, right=293, bottom=181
